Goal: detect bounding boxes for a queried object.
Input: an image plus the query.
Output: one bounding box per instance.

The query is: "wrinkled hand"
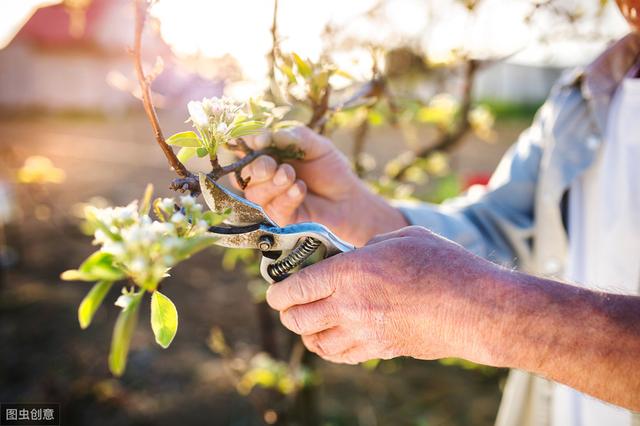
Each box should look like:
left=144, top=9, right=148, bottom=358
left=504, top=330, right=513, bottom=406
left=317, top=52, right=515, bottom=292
left=240, top=126, right=406, bottom=246
left=265, top=226, right=499, bottom=365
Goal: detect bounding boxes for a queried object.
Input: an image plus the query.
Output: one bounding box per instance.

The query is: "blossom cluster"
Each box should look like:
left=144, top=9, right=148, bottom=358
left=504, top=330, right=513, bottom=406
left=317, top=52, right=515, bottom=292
left=75, top=194, right=224, bottom=291
left=187, top=96, right=244, bottom=146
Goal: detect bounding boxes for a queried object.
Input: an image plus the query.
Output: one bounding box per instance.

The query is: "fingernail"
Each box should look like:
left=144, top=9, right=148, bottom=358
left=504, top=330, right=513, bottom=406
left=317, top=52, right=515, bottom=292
left=287, top=184, right=301, bottom=198
left=273, top=167, right=290, bottom=186
left=276, top=128, right=297, bottom=142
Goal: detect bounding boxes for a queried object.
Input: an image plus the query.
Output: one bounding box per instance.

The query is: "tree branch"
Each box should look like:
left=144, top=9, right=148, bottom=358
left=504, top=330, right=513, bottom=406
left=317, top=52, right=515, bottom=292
left=133, top=0, right=190, bottom=178
left=391, top=59, right=479, bottom=180
left=268, top=0, right=279, bottom=86
left=132, top=0, right=302, bottom=195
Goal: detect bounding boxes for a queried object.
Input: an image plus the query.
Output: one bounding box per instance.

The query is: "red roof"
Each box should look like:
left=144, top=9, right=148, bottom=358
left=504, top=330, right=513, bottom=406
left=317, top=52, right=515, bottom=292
left=15, top=0, right=109, bottom=47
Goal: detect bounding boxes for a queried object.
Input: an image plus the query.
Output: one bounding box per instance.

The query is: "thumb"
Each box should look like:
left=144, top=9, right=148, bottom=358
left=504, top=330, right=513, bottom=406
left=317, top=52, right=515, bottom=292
left=272, top=125, right=335, bottom=161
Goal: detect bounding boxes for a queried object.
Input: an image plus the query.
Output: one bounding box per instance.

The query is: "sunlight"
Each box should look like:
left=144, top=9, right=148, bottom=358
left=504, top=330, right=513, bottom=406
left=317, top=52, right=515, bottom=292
left=149, top=0, right=627, bottom=82
left=0, top=0, right=61, bottom=48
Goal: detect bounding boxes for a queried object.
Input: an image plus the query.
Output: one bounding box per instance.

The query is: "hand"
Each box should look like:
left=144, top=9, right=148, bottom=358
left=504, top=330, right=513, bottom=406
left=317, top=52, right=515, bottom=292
left=265, top=226, right=500, bottom=365
left=240, top=126, right=407, bottom=246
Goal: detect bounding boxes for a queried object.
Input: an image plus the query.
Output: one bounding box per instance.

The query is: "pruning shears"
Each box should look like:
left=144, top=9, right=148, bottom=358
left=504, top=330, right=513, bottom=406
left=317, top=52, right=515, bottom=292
left=199, top=173, right=354, bottom=283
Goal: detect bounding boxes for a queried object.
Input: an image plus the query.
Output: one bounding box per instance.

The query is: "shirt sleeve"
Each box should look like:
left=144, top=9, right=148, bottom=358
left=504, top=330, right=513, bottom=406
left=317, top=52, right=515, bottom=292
left=395, top=105, right=550, bottom=268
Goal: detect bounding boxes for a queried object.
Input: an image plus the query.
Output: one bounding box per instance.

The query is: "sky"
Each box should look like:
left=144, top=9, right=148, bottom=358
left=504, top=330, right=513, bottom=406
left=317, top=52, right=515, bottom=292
left=0, top=0, right=61, bottom=49
left=150, top=0, right=629, bottom=84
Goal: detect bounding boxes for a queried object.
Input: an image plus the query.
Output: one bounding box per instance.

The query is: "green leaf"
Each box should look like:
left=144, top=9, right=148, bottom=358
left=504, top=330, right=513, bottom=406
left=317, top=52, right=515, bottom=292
left=279, top=63, right=297, bottom=84
left=177, top=147, right=197, bottom=163
left=152, top=198, right=168, bottom=222
left=333, top=69, right=355, bottom=80
left=109, top=290, right=143, bottom=377
left=292, top=53, right=312, bottom=78
left=61, top=269, right=91, bottom=281
left=61, top=252, right=125, bottom=282
left=229, top=121, right=265, bottom=139
left=84, top=208, right=122, bottom=241
left=139, top=183, right=154, bottom=215
left=175, top=235, right=218, bottom=260
left=273, top=120, right=303, bottom=130
left=150, top=291, right=178, bottom=349
left=166, top=131, right=202, bottom=147
left=196, top=147, right=209, bottom=158
left=202, top=209, right=230, bottom=226
left=78, top=280, right=113, bottom=329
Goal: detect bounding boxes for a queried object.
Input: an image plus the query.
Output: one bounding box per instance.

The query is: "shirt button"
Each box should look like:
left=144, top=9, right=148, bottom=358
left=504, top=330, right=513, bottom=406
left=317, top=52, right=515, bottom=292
left=544, top=258, right=561, bottom=275
left=586, top=135, right=599, bottom=150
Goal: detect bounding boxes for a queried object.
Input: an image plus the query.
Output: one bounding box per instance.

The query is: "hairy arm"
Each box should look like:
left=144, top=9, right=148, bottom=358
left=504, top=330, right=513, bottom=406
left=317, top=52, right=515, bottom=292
left=265, top=226, right=640, bottom=411
left=482, top=268, right=640, bottom=410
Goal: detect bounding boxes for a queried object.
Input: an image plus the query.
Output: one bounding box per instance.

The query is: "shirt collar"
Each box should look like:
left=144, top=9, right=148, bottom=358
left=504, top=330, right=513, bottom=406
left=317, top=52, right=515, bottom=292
left=571, top=33, right=640, bottom=134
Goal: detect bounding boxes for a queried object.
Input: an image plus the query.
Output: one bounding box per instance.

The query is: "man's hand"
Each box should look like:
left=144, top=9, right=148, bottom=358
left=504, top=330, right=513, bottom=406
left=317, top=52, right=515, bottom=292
left=265, top=226, right=496, bottom=365
left=266, top=226, right=640, bottom=411
left=240, top=126, right=407, bottom=246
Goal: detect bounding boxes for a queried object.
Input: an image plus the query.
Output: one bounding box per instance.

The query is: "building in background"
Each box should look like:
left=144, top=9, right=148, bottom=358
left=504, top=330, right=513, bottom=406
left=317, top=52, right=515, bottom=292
left=0, top=0, right=221, bottom=113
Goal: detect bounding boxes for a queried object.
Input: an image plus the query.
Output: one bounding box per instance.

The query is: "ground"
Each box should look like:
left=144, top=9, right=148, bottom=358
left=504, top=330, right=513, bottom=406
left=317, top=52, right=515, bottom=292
left=0, top=111, right=526, bottom=425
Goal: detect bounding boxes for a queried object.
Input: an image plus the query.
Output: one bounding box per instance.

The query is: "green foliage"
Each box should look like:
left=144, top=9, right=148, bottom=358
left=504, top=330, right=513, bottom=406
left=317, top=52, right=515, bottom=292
left=61, top=252, right=126, bottom=282
left=168, top=97, right=267, bottom=162
left=237, top=352, right=316, bottom=396
left=78, top=280, right=113, bottom=329
left=109, top=289, right=144, bottom=377
left=166, top=131, right=202, bottom=147
left=480, top=99, right=542, bottom=122
left=63, top=186, right=229, bottom=376
left=150, top=291, right=178, bottom=349
left=277, top=53, right=352, bottom=106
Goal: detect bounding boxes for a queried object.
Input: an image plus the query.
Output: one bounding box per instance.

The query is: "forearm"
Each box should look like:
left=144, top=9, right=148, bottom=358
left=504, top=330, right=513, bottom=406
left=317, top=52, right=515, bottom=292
left=475, top=267, right=640, bottom=410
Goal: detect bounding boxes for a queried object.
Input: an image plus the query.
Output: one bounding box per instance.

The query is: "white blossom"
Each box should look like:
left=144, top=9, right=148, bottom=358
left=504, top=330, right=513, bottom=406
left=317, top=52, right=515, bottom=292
left=188, top=100, right=209, bottom=127
left=179, top=195, right=196, bottom=208
left=159, top=198, right=175, bottom=212
left=170, top=212, right=186, bottom=224
left=84, top=194, right=219, bottom=291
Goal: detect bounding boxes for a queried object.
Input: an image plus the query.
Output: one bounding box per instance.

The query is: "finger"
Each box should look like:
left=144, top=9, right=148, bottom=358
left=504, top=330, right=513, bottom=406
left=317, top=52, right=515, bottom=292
left=366, top=225, right=431, bottom=246
left=302, top=327, right=355, bottom=358
left=244, top=163, right=296, bottom=207
left=279, top=299, right=338, bottom=335
left=322, top=345, right=371, bottom=365
left=243, top=131, right=271, bottom=150
left=241, top=155, right=277, bottom=184
left=272, top=126, right=334, bottom=161
left=266, top=263, right=336, bottom=311
left=264, top=180, right=306, bottom=224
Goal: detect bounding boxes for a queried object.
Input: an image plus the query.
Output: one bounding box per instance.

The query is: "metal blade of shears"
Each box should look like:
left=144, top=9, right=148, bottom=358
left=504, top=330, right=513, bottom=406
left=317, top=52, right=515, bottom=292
left=198, top=172, right=277, bottom=227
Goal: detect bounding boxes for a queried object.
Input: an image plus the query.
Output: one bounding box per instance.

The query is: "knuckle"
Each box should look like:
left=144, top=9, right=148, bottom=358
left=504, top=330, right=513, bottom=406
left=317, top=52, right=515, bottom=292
left=311, top=333, right=329, bottom=357
left=282, top=307, right=306, bottom=334
left=288, top=278, right=310, bottom=303
left=404, top=225, right=431, bottom=237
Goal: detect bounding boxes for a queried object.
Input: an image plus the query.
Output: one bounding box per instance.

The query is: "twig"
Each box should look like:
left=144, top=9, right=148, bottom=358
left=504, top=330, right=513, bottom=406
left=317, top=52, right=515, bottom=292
left=307, top=85, right=331, bottom=134
left=352, top=109, right=371, bottom=178
left=391, top=59, right=479, bottom=180
left=168, top=146, right=303, bottom=193
left=133, top=0, right=190, bottom=178
left=268, top=0, right=279, bottom=86
left=313, top=77, right=387, bottom=133
left=132, top=0, right=302, bottom=195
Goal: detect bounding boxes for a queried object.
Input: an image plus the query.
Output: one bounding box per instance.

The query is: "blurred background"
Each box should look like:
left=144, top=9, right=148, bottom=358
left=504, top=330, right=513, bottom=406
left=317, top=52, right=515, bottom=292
left=0, top=0, right=629, bottom=425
